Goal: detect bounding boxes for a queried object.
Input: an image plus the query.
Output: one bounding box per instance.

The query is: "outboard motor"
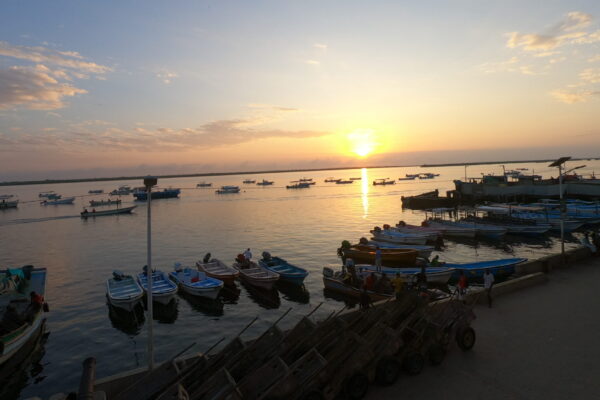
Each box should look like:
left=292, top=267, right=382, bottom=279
left=262, top=251, right=272, bottom=261
left=322, top=267, right=334, bottom=278
left=203, top=252, right=211, bottom=263
left=359, top=237, right=369, bottom=245
left=383, top=224, right=390, bottom=230
left=373, top=226, right=382, bottom=233
left=112, top=270, right=126, bottom=281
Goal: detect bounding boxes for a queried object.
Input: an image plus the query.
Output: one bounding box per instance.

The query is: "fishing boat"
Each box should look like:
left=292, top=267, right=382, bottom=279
left=355, top=265, right=454, bottom=285
left=196, top=258, right=239, bottom=285
left=447, top=258, right=527, bottom=280
left=372, top=178, right=395, bottom=185
left=89, top=199, right=121, bottom=207
left=38, top=191, right=55, bottom=198
left=0, top=194, right=14, bottom=200
left=322, top=267, right=391, bottom=302
left=339, top=245, right=419, bottom=267
left=46, top=193, right=62, bottom=200
left=133, top=188, right=180, bottom=201
left=299, top=178, right=314, bottom=183
left=397, top=177, right=416, bottom=181
left=386, top=224, right=440, bottom=241
left=349, top=177, right=362, bottom=180
left=110, top=186, right=133, bottom=196
left=136, top=270, right=178, bottom=304
left=258, top=253, right=309, bottom=285
left=432, top=219, right=507, bottom=239
left=0, top=266, right=48, bottom=373
left=405, top=174, right=420, bottom=178
left=335, top=180, right=354, bottom=184
left=81, top=206, right=136, bottom=218
left=421, top=220, right=477, bottom=238
left=41, top=197, right=75, bottom=205
left=88, top=189, right=104, bottom=194
left=286, top=181, right=310, bottom=189
left=106, top=271, right=144, bottom=311
left=365, top=240, right=435, bottom=258
left=216, top=185, right=241, bottom=194
left=196, top=182, right=212, bottom=187
left=256, top=180, right=274, bottom=186
left=169, top=264, right=223, bottom=300
left=370, top=227, right=430, bottom=245
left=324, top=177, right=341, bottom=183
left=232, top=260, right=279, bottom=290
left=242, top=179, right=256, bottom=184
left=0, top=199, right=18, bottom=209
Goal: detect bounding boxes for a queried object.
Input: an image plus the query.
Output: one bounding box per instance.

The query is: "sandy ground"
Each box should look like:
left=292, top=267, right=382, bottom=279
left=366, top=257, right=600, bottom=400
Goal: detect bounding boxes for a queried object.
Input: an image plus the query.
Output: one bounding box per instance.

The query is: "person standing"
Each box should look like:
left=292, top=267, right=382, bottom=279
left=243, top=248, right=252, bottom=262
left=457, top=270, right=468, bottom=303
left=484, top=269, right=495, bottom=308
left=391, top=273, right=405, bottom=300
left=359, top=286, right=371, bottom=310
left=375, top=246, right=382, bottom=273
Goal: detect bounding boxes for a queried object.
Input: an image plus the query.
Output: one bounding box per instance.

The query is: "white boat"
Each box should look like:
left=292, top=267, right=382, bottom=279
left=356, top=265, right=455, bottom=285
left=41, top=197, right=75, bottom=205
left=370, top=228, right=430, bottom=245
left=106, top=271, right=144, bottom=311
left=387, top=226, right=439, bottom=241
left=196, top=258, right=239, bottom=285
left=256, top=180, right=274, bottom=186
left=366, top=241, right=434, bottom=259
left=110, top=186, right=133, bottom=196
left=169, top=264, right=223, bottom=300
left=137, top=270, right=178, bottom=305
left=0, top=194, right=14, bottom=200
left=422, top=220, right=477, bottom=238
left=0, top=199, right=18, bottom=209
left=216, top=185, right=240, bottom=194
left=38, top=191, right=55, bottom=198
left=232, top=261, right=279, bottom=290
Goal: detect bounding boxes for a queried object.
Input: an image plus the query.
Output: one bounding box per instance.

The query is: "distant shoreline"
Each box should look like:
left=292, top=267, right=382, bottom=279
left=1, top=157, right=595, bottom=187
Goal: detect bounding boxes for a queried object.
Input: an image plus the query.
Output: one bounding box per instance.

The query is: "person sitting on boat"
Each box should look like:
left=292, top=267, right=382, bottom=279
left=243, top=248, right=252, bottom=262
left=203, top=252, right=212, bottom=263
left=359, top=286, right=371, bottom=310
left=365, top=272, right=377, bottom=291
left=92, top=208, right=96, bottom=213
left=83, top=208, right=88, bottom=214
left=430, top=255, right=440, bottom=267
left=398, top=220, right=406, bottom=226
left=236, top=253, right=248, bottom=268
left=375, top=272, right=392, bottom=294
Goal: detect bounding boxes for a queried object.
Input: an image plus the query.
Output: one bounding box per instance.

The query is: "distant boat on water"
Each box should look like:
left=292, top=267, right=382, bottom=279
left=373, top=178, right=395, bottom=185
left=286, top=181, right=310, bottom=189
left=110, top=186, right=133, bottom=196
left=335, top=180, right=353, bottom=184
left=0, top=199, right=18, bottom=209
left=349, top=177, right=361, bottom=180
left=196, top=182, right=212, bottom=187
left=89, top=199, right=121, bottom=207
left=88, top=189, right=104, bottom=194
left=133, top=188, right=180, bottom=200
left=38, top=191, right=55, bottom=198
left=81, top=206, right=136, bottom=218
left=242, top=179, right=256, bottom=184
left=256, top=179, right=274, bottom=186
left=216, top=185, right=240, bottom=194
left=41, top=197, right=74, bottom=205
left=324, top=177, right=341, bottom=183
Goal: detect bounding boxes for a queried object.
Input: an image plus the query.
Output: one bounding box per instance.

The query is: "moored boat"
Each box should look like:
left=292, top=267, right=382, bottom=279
left=355, top=265, right=454, bottom=284
left=89, top=199, right=121, bottom=207
left=232, top=260, right=279, bottom=290
left=324, top=177, right=341, bottom=183
left=286, top=181, right=310, bottom=189
left=41, top=197, right=75, bottom=205
left=365, top=240, right=435, bottom=259
left=81, top=205, right=136, bottom=218
left=169, top=264, right=223, bottom=300
left=136, top=270, right=178, bottom=304
left=339, top=244, right=418, bottom=267
left=0, top=199, right=18, bottom=209
left=322, top=267, right=391, bottom=302
left=335, top=180, right=354, bottom=184
left=88, top=189, right=104, bottom=194
left=256, top=180, right=274, bottom=186
left=38, top=191, right=55, bottom=198
left=196, top=182, right=212, bottom=187
left=106, top=271, right=144, bottom=311
left=370, top=227, right=430, bottom=245
left=216, top=185, right=240, bottom=194
left=242, top=179, right=256, bottom=184
left=133, top=188, right=180, bottom=201
left=421, top=220, right=477, bottom=238
left=258, top=252, right=308, bottom=285
left=196, top=257, right=239, bottom=285
left=373, top=178, right=395, bottom=185
left=447, top=258, right=527, bottom=281
left=349, top=177, right=362, bottom=180
left=110, top=186, right=133, bottom=196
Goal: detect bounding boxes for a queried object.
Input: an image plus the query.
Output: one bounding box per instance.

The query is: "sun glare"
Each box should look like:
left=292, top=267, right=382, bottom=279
left=347, top=129, right=375, bottom=157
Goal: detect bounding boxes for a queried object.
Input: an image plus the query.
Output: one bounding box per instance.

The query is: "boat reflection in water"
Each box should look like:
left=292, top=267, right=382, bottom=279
left=219, top=284, right=241, bottom=305
left=240, top=281, right=280, bottom=310
left=179, top=292, right=224, bottom=317
left=322, top=289, right=359, bottom=309
left=276, top=281, right=310, bottom=304
left=0, top=321, right=49, bottom=400
left=142, top=298, right=179, bottom=324
left=107, top=303, right=145, bottom=336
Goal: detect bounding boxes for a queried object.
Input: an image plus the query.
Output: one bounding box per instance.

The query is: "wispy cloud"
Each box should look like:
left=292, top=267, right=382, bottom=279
left=550, top=89, right=600, bottom=104
left=314, top=43, right=328, bottom=50
left=580, top=68, right=600, bottom=83
left=588, top=55, right=600, bottom=63
left=156, top=70, right=178, bottom=84
left=305, top=59, right=320, bottom=65
left=478, top=57, right=537, bottom=75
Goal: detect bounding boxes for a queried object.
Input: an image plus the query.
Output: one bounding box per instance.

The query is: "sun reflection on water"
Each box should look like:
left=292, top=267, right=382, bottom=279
left=361, top=168, right=369, bottom=218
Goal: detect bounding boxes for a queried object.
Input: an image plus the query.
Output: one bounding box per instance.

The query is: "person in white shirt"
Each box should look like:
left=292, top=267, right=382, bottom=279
left=243, top=248, right=252, bottom=263
left=483, top=269, right=495, bottom=308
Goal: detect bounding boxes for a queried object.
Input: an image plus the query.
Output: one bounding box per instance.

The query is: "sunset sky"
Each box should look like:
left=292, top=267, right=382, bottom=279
left=1, top=1, right=600, bottom=181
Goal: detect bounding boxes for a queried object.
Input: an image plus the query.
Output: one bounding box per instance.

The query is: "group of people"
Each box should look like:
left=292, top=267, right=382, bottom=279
left=235, top=248, right=253, bottom=268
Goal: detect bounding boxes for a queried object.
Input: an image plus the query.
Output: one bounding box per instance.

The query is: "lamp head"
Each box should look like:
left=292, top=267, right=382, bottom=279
left=144, top=176, right=158, bottom=188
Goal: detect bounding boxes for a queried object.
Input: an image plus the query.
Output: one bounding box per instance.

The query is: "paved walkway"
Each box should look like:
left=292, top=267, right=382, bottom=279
left=367, top=257, right=600, bottom=400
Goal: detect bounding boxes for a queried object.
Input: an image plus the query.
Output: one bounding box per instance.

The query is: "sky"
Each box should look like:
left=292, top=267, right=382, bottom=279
left=1, top=1, right=600, bottom=181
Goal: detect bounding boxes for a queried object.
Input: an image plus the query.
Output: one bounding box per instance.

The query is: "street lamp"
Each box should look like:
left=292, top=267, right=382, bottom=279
left=144, top=175, right=157, bottom=370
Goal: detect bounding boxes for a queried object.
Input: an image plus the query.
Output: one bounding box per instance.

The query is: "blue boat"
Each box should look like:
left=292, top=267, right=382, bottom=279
left=169, top=264, right=223, bottom=300
left=133, top=188, right=181, bottom=201
left=446, top=257, right=527, bottom=280
left=258, top=254, right=309, bottom=285
left=137, top=270, right=178, bottom=304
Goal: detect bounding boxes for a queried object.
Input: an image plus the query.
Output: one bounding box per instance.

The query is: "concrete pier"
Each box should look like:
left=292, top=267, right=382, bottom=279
left=367, top=255, right=600, bottom=399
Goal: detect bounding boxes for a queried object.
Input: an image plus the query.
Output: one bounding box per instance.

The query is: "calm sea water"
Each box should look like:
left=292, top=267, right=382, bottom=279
left=0, top=162, right=592, bottom=399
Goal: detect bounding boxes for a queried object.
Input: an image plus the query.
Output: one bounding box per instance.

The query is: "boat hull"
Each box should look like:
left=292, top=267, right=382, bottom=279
left=322, top=276, right=391, bottom=302
left=233, top=262, right=279, bottom=290
left=137, top=271, right=178, bottom=304
left=196, top=259, right=239, bottom=285
left=370, top=232, right=428, bottom=245
left=258, top=257, right=308, bottom=285
left=341, top=246, right=418, bottom=267
left=356, top=265, right=454, bottom=284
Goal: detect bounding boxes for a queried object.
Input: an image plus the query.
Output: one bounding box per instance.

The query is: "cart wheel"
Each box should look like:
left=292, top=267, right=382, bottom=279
left=402, top=352, right=424, bottom=375
left=376, top=357, right=401, bottom=385
left=456, top=327, right=476, bottom=351
left=428, top=343, right=446, bottom=365
left=344, top=372, right=369, bottom=400
left=301, top=390, right=323, bottom=400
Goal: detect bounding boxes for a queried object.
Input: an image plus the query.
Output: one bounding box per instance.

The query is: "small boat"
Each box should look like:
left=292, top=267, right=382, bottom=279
left=169, top=264, right=223, bottom=300
left=365, top=240, right=435, bottom=259
left=89, top=199, right=121, bottom=207
left=258, top=253, right=308, bottom=285
left=339, top=245, right=419, bottom=267
left=0, top=194, right=14, bottom=200
left=196, top=182, right=212, bottom=187
left=196, top=258, right=239, bottom=285
left=256, top=180, right=274, bottom=186
left=216, top=185, right=241, bottom=194
left=324, top=177, right=341, bottom=183
left=110, top=186, right=133, bottom=196
left=136, top=270, right=178, bottom=304
left=405, top=174, right=420, bottom=178
left=243, top=179, right=256, bottom=184
left=370, top=229, right=429, bottom=245
left=286, top=181, right=311, bottom=189
left=355, top=265, right=454, bottom=285
left=46, top=193, right=62, bottom=200
left=335, top=180, right=354, bottom=184
left=322, top=267, right=391, bottom=302
left=232, top=260, right=279, bottom=290
left=397, top=177, right=416, bottom=181
left=447, top=258, right=527, bottom=280
left=373, top=178, right=395, bottom=185
left=38, top=191, right=55, bottom=198
left=349, top=177, right=362, bottom=180
left=421, top=220, right=477, bottom=238
left=426, top=219, right=506, bottom=239
left=81, top=206, right=136, bottom=218
left=299, top=178, right=313, bottom=183
left=0, top=199, right=18, bottom=209
left=88, top=189, right=104, bottom=194
left=41, top=197, right=75, bottom=205
left=106, top=271, right=144, bottom=311
left=133, top=188, right=180, bottom=201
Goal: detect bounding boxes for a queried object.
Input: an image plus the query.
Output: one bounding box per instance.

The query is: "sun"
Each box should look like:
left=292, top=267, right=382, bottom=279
left=347, top=129, right=375, bottom=157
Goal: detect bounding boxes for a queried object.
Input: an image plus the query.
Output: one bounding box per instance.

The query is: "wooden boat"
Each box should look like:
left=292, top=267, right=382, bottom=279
left=322, top=267, right=391, bottom=302
left=81, top=205, right=136, bottom=218
left=38, top=191, right=55, bottom=198
left=355, top=265, right=454, bottom=284
left=232, top=260, right=279, bottom=290
left=242, top=179, right=256, bottom=184
left=370, top=228, right=429, bottom=245
left=340, top=245, right=418, bottom=267
left=106, top=271, right=144, bottom=311
left=324, top=177, right=341, bottom=183
left=88, top=189, right=104, bottom=194
left=0, top=266, right=48, bottom=370
left=196, top=258, right=239, bottom=285
left=169, top=264, right=223, bottom=300
left=133, top=188, right=180, bottom=200
left=372, top=178, right=395, bottom=185
left=447, top=258, right=527, bottom=281
left=365, top=240, right=434, bottom=258
left=397, top=177, right=416, bottom=181
left=41, top=197, right=75, bottom=205
left=89, top=199, right=121, bottom=207
left=196, top=182, right=212, bottom=187
left=136, top=270, right=178, bottom=304
left=256, top=180, right=274, bottom=186
left=335, top=180, right=354, bottom=184
left=216, top=185, right=240, bottom=194
left=286, top=181, right=310, bottom=189
left=110, top=186, right=133, bottom=196
left=258, top=254, right=308, bottom=285
left=349, top=177, right=361, bottom=180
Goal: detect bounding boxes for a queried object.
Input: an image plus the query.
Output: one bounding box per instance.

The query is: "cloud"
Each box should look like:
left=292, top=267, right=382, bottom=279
left=0, top=65, right=87, bottom=110
left=0, top=41, right=111, bottom=75
left=550, top=89, right=600, bottom=103
left=506, top=11, right=596, bottom=52
left=589, top=55, right=600, bottom=63
left=314, top=43, right=328, bottom=50
left=478, top=57, right=537, bottom=75
left=305, top=59, right=320, bottom=65
left=580, top=68, right=600, bottom=83
left=156, top=70, right=178, bottom=84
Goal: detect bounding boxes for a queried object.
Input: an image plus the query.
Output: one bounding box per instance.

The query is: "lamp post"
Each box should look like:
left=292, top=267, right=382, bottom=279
left=144, top=175, right=157, bottom=370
